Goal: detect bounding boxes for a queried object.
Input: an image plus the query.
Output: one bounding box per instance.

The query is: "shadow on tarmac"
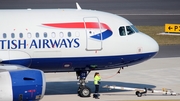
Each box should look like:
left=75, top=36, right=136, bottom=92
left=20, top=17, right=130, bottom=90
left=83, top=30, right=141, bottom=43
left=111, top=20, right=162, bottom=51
left=45, top=81, right=156, bottom=95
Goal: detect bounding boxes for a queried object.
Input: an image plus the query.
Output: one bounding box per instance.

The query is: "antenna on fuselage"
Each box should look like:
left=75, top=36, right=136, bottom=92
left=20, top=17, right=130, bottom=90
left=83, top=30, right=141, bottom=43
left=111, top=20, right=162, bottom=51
left=76, top=2, right=82, bottom=10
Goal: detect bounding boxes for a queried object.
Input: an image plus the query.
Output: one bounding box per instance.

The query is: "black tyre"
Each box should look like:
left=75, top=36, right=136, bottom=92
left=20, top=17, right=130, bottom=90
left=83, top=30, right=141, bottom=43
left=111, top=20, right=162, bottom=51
left=77, top=89, right=80, bottom=96
left=79, top=86, right=91, bottom=97
left=135, top=91, right=142, bottom=97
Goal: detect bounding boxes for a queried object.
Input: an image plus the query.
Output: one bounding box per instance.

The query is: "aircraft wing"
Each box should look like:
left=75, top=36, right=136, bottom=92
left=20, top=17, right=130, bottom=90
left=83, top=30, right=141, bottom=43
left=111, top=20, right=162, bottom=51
left=0, top=64, right=29, bottom=71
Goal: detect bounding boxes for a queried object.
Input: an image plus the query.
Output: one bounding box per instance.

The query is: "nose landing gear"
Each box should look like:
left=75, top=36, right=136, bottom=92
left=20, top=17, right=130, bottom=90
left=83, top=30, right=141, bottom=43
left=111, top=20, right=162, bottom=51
left=78, top=85, right=91, bottom=97
left=76, top=70, right=91, bottom=97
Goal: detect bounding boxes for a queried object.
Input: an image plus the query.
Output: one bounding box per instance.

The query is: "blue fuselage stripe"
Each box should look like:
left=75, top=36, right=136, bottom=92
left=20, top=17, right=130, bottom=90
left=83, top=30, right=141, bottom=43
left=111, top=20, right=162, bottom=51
left=2, top=52, right=157, bottom=72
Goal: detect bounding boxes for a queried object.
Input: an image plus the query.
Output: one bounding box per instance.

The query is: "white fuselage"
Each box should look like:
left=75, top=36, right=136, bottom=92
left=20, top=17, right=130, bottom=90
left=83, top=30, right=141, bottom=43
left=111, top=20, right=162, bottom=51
left=0, top=9, right=159, bottom=72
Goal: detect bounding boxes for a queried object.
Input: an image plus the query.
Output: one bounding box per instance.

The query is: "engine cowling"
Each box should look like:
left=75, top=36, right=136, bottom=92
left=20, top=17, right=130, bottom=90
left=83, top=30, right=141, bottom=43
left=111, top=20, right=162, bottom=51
left=0, top=69, right=46, bottom=101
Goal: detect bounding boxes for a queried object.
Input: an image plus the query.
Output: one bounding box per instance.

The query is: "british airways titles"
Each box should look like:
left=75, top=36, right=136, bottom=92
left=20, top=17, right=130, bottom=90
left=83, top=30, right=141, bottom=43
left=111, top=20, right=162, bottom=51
left=0, top=38, right=80, bottom=49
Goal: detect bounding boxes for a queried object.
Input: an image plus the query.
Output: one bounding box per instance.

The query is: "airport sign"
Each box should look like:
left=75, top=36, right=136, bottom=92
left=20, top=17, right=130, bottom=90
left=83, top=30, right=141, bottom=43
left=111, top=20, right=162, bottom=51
left=165, top=24, right=180, bottom=33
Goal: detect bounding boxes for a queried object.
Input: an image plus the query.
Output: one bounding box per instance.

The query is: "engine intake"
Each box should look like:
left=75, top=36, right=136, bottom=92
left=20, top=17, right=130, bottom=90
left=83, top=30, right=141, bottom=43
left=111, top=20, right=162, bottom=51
left=0, top=69, right=46, bottom=101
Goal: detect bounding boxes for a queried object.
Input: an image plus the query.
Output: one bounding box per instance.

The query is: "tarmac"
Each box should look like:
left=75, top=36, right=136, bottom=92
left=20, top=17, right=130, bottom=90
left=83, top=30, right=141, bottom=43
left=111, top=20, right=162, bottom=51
left=41, top=57, right=180, bottom=101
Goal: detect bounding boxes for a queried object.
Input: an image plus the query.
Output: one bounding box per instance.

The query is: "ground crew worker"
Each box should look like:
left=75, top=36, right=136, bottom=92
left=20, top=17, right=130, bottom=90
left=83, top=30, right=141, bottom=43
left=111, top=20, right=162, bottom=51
left=93, top=72, right=101, bottom=99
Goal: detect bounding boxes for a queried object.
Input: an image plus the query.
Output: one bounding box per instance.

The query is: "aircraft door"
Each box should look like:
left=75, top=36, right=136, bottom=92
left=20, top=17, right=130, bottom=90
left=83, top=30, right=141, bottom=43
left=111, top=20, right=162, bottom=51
left=83, top=17, right=102, bottom=51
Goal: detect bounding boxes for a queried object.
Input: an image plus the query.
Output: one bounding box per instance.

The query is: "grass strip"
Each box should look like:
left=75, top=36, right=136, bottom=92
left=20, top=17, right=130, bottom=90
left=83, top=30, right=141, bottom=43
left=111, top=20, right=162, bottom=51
left=136, top=26, right=180, bottom=45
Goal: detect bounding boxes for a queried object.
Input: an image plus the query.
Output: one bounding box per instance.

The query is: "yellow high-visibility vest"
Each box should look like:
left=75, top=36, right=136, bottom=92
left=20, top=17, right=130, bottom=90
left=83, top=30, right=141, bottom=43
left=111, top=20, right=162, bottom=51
left=94, top=75, right=101, bottom=85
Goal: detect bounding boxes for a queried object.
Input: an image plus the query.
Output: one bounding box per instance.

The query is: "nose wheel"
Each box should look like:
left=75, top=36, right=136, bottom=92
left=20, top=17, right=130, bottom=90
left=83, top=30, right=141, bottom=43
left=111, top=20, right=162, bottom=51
left=76, top=70, right=91, bottom=97
left=78, top=86, right=91, bottom=97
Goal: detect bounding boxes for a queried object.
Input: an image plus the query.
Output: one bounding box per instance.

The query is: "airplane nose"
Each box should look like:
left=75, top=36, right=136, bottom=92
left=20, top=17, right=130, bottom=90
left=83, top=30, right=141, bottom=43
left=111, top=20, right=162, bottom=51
left=151, top=37, right=159, bottom=57
left=151, top=36, right=159, bottom=53
left=153, top=38, right=159, bottom=52
left=138, top=32, right=159, bottom=57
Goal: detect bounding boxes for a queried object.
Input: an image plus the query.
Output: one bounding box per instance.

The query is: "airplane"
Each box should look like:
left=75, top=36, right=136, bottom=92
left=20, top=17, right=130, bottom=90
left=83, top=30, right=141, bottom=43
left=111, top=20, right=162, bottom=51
left=0, top=3, right=159, bottom=101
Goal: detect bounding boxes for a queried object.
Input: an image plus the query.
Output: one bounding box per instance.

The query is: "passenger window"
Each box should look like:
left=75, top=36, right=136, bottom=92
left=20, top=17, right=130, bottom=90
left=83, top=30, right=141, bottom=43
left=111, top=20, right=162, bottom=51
left=3, top=33, right=7, bottom=38
left=75, top=31, right=80, bottom=37
left=36, top=32, right=39, bottom=38
left=19, top=33, right=23, bottom=38
left=27, top=32, right=32, bottom=38
left=126, top=26, right=135, bottom=35
left=59, top=32, right=64, bottom=38
left=44, top=32, right=47, bottom=38
left=11, top=33, right=15, bottom=38
left=51, top=32, right=56, bottom=38
left=68, top=32, right=71, bottom=37
left=119, top=26, right=126, bottom=36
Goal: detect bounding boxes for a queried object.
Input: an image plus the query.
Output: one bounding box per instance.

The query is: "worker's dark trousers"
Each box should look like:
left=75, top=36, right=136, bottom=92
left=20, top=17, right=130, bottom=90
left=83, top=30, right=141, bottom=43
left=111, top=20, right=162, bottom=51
left=93, top=85, right=99, bottom=98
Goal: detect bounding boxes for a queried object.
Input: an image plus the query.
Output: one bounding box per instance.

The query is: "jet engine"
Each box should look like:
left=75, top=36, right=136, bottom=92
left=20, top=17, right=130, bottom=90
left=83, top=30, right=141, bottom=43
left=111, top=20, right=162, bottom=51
left=0, top=69, right=46, bottom=101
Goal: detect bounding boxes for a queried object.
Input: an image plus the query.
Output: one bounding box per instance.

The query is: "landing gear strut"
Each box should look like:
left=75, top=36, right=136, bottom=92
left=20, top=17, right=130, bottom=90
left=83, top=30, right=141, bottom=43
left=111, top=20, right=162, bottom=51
left=76, top=70, right=91, bottom=97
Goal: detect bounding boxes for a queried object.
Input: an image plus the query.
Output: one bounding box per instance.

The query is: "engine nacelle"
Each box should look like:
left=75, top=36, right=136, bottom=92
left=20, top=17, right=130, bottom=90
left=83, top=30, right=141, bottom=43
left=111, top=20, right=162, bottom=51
left=0, top=69, right=46, bottom=101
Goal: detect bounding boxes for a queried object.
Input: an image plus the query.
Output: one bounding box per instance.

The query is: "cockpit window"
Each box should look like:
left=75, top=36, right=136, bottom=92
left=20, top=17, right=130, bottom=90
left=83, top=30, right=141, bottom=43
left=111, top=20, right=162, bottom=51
left=126, top=26, right=135, bottom=35
left=119, top=26, right=126, bottom=36
left=119, top=25, right=139, bottom=36
left=130, top=25, right=139, bottom=33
